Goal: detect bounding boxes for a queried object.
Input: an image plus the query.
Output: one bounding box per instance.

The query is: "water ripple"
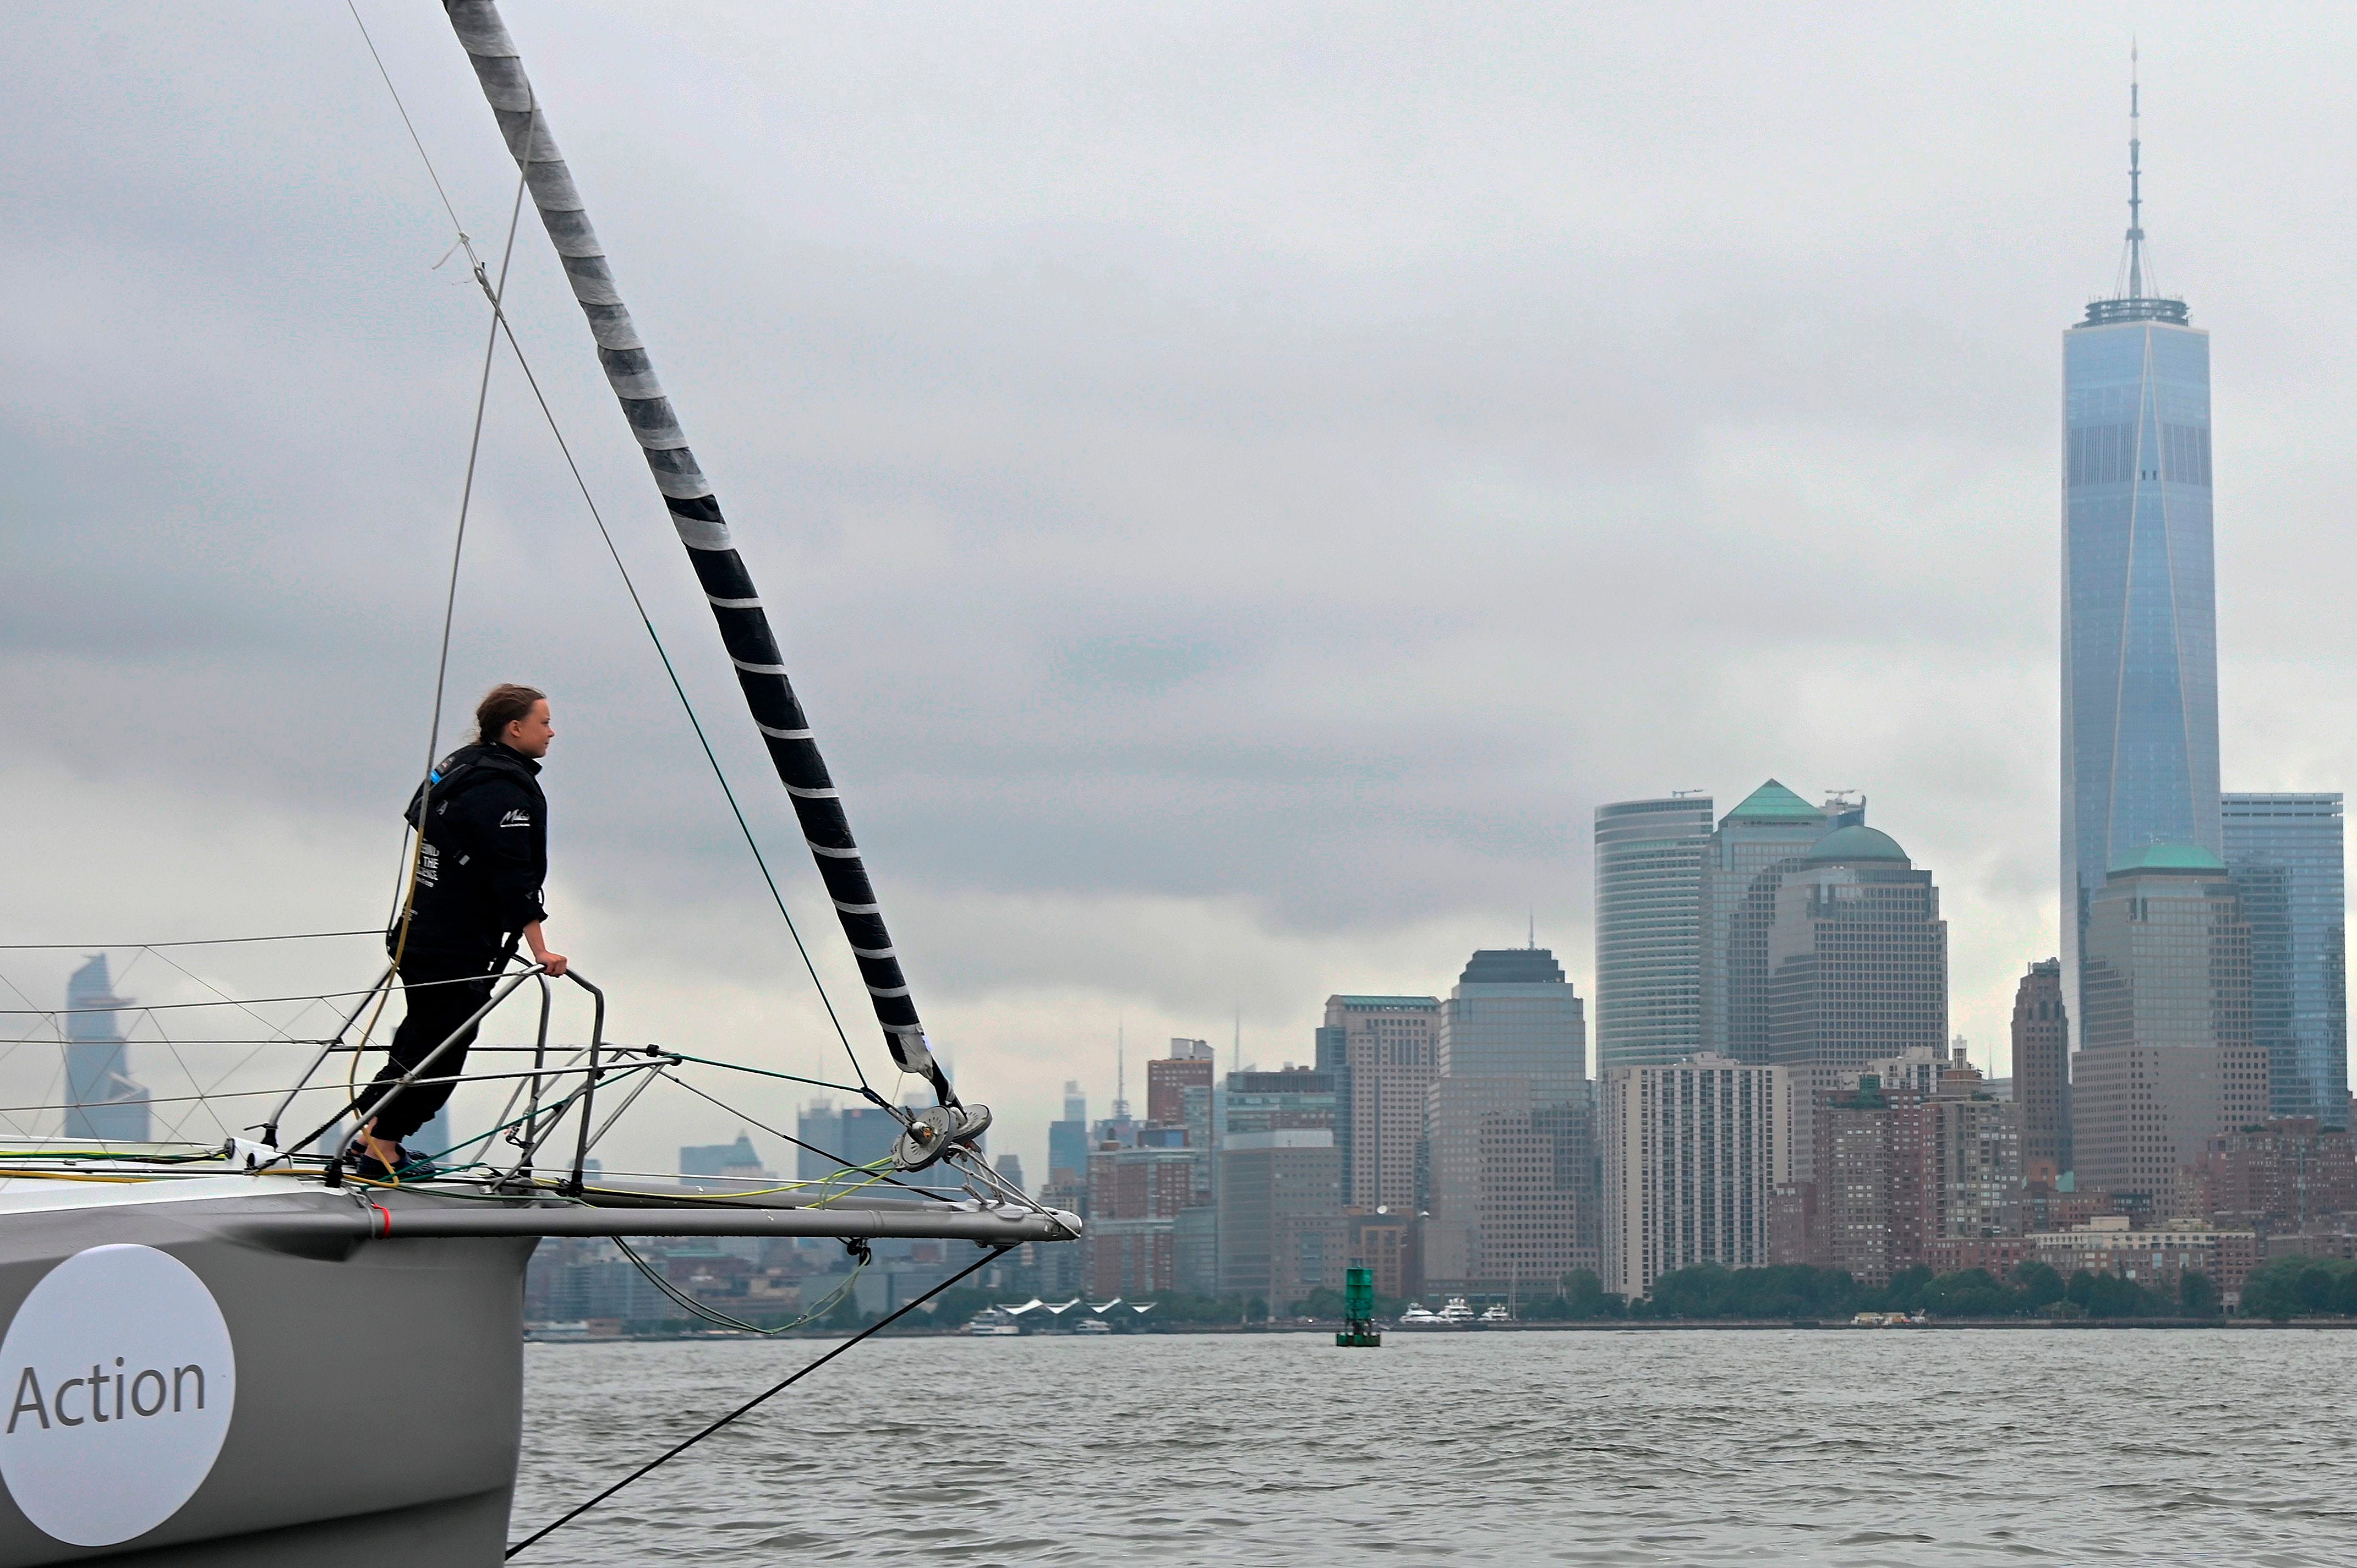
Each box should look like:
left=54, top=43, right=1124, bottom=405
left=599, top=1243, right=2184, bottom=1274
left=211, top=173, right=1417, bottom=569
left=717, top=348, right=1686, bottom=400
left=513, top=1329, right=2357, bottom=1565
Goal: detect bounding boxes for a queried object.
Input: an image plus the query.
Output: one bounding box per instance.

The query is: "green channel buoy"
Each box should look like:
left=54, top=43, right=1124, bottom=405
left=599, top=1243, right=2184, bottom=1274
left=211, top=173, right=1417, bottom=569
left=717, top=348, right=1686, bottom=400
left=1335, top=1265, right=1381, bottom=1347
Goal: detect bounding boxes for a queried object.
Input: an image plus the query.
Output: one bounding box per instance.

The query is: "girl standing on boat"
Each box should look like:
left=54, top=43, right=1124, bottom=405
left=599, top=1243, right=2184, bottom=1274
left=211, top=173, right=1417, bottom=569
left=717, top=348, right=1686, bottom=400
left=354, top=683, right=567, bottom=1176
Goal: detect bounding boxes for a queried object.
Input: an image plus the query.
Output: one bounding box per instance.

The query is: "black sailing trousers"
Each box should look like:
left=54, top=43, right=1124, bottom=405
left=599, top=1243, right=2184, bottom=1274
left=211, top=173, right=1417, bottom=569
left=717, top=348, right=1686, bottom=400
left=357, top=951, right=501, bottom=1147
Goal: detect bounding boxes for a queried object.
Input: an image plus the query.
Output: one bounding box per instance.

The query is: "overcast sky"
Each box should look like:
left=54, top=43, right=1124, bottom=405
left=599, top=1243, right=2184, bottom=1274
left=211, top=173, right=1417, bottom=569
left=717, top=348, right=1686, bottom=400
left=4, top=2, right=2353, bottom=1184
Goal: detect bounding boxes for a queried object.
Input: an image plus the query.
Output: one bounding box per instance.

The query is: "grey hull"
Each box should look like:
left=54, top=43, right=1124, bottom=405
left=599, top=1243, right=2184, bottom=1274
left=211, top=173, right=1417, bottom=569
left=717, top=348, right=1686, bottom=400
left=0, top=1187, right=531, bottom=1566
left=0, top=1177, right=1071, bottom=1564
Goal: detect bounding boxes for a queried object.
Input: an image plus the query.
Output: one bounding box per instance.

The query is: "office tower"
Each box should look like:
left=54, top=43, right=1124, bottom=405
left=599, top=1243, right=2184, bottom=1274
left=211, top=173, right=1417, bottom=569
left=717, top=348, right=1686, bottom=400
left=1047, top=1081, right=1089, bottom=1182
left=2011, top=959, right=2072, bottom=1177
left=1315, top=994, right=1438, bottom=1210
left=1421, top=1073, right=1531, bottom=1288
left=1713, top=781, right=1855, bottom=1063
left=1435, top=948, right=1586, bottom=1102
left=1593, top=795, right=1714, bottom=1072
left=2074, top=843, right=2266, bottom=1207
left=1146, top=1046, right=1215, bottom=1131
left=1216, top=1130, right=1343, bottom=1309
left=1216, top=1067, right=1343, bottom=1307
left=1473, top=1098, right=1600, bottom=1290
left=1764, top=825, right=1949, bottom=1181
left=993, top=1153, right=1027, bottom=1196
left=1082, top=1143, right=1200, bottom=1297
left=1423, top=949, right=1588, bottom=1294
left=1139, top=1041, right=1217, bottom=1213
left=63, top=956, right=148, bottom=1142
left=1591, top=779, right=1853, bottom=1067
left=2061, top=79, right=2221, bottom=1045
left=1178, top=1083, right=1216, bottom=1204
left=1600, top=1056, right=1790, bottom=1298
left=1174, top=1205, right=1220, bottom=1297
left=796, top=1098, right=843, bottom=1181
left=2223, top=793, right=2348, bottom=1122
left=1224, top=1065, right=1339, bottom=1136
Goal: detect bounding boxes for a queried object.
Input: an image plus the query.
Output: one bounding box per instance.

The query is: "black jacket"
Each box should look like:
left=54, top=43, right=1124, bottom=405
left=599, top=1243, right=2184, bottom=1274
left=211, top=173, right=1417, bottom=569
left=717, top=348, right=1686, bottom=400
left=390, top=742, right=549, bottom=960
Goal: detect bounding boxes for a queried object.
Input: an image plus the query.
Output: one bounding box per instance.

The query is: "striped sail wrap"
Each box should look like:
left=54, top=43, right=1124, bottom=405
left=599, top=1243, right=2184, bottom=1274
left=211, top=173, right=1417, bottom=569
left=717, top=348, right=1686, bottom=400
left=445, top=0, right=955, bottom=1109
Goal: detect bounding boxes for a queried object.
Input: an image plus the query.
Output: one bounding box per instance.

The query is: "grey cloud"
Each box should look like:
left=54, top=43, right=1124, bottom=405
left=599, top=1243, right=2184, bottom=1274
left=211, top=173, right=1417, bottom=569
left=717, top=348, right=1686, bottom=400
left=7, top=2, right=2357, bottom=1180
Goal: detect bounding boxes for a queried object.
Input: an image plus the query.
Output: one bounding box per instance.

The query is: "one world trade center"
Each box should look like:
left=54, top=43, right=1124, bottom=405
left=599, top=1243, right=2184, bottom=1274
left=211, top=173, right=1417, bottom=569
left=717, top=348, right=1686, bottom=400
left=2061, top=74, right=2221, bottom=1045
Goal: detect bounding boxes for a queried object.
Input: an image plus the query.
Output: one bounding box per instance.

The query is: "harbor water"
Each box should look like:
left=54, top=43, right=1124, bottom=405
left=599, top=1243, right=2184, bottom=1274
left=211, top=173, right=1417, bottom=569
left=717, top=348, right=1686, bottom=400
left=515, top=1329, right=2357, bottom=1565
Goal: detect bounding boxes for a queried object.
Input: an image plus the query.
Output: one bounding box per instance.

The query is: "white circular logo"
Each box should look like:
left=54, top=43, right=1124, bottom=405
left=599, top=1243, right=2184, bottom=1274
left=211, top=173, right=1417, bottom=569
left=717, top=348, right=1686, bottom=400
left=0, top=1244, right=236, bottom=1547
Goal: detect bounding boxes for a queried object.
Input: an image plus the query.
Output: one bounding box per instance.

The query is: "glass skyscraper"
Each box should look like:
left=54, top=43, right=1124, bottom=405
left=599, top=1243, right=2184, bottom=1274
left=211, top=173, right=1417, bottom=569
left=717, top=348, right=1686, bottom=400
left=1592, top=781, right=1853, bottom=1070
left=2060, top=91, right=2219, bottom=1046
left=1435, top=947, right=1587, bottom=1104
left=63, top=955, right=148, bottom=1142
left=1711, top=781, right=1852, bottom=1064
left=2223, top=793, right=2349, bottom=1123
left=1046, top=1081, right=1089, bottom=1181
left=1593, top=795, right=1713, bottom=1072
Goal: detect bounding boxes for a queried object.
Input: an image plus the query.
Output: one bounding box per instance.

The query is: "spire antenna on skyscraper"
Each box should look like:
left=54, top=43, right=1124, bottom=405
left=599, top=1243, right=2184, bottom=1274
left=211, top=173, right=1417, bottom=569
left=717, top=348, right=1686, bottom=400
left=2125, top=41, right=2146, bottom=300
left=2085, top=44, right=2185, bottom=327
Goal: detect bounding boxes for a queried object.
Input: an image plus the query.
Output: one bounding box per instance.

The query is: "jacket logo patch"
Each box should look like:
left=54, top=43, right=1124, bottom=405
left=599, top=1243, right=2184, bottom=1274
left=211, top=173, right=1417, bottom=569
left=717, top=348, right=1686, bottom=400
left=499, top=810, right=532, bottom=828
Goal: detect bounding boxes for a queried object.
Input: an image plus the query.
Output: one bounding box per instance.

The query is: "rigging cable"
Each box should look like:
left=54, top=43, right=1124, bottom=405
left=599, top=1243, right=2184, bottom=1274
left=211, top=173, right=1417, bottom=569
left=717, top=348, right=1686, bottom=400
left=346, top=0, right=877, bottom=1102
left=610, top=1236, right=867, bottom=1336
left=136, top=943, right=332, bottom=1103
left=0, top=930, right=378, bottom=951
left=0, top=969, right=532, bottom=1015
left=503, top=1244, right=1008, bottom=1560
left=348, top=160, right=531, bottom=1127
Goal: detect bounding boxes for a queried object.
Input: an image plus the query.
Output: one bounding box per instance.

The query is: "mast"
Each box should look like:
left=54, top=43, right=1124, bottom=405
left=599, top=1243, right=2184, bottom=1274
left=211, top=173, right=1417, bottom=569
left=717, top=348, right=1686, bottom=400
left=442, top=1, right=960, bottom=1115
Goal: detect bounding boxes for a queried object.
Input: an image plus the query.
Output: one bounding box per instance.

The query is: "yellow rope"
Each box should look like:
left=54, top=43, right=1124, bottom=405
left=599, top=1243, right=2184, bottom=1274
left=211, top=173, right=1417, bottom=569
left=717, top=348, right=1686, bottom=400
left=806, top=1172, right=893, bottom=1209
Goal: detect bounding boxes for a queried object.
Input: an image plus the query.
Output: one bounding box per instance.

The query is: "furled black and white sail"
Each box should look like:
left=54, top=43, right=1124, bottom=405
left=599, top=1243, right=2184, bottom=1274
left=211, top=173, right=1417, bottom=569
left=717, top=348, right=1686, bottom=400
left=444, top=0, right=956, bottom=1111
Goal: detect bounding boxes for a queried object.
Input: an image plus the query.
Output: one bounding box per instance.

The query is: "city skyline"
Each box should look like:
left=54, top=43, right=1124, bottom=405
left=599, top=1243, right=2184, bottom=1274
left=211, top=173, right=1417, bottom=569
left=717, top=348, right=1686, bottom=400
left=7, top=11, right=2356, bottom=1193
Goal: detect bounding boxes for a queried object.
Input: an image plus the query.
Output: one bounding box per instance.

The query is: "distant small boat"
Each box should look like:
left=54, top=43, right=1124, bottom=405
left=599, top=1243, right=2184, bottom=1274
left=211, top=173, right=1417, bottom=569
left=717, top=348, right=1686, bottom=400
left=1397, top=1302, right=1442, bottom=1328
left=961, top=1308, right=1022, bottom=1336
left=1434, top=1296, right=1478, bottom=1326
left=1479, top=1303, right=1512, bottom=1324
left=1070, top=1317, right=1114, bottom=1335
